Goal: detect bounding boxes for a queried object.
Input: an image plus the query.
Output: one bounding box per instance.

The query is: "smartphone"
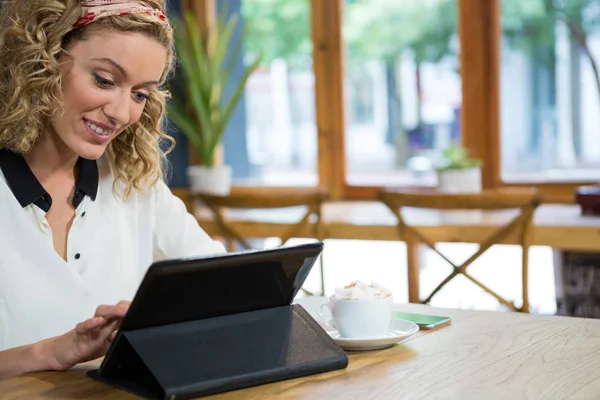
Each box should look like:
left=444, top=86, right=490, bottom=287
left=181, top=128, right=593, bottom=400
left=392, top=312, right=451, bottom=330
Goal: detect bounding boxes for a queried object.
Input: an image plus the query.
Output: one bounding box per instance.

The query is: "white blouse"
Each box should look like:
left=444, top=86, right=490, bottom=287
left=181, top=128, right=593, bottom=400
left=0, top=152, right=225, bottom=351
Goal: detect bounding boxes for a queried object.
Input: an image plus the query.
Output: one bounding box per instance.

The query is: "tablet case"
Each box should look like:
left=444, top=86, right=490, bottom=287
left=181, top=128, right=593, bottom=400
left=87, top=244, right=348, bottom=399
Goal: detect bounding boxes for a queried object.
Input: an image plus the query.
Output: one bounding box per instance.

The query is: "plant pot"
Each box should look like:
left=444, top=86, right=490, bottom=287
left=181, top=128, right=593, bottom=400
left=437, top=167, right=481, bottom=193
left=187, top=165, right=232, bottom=196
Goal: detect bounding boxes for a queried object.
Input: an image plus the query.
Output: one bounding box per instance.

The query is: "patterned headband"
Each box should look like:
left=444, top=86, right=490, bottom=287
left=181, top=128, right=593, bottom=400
left=74, top=0, right=170, bottom=29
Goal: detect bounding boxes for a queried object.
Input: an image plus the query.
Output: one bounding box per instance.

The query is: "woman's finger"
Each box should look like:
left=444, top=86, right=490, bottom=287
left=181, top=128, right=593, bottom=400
left=94, top=304, right=112, bottom=318
left=89, top=318, right=121, bottom=346
left=75, top=317, right=104, bottom=334
left=94, top=304, right=129, bottom=319
left=116, top=300, right=131, bottom=308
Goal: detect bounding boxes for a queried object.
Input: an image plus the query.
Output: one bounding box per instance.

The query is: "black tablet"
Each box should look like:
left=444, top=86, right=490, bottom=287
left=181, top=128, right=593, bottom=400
left=119, top=241, right=324, bottom=331
left=89, top=241, right=349, bottom=400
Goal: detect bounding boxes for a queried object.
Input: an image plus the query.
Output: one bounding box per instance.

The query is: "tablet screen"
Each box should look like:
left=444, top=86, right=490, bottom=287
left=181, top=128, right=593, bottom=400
left=119, top=242, right=323, bottom=331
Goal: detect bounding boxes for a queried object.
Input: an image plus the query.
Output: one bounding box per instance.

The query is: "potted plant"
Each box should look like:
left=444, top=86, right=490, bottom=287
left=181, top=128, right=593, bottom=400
left=168, top=11, right=261, bottom=195
left=436, top=143, right=482, bottom=193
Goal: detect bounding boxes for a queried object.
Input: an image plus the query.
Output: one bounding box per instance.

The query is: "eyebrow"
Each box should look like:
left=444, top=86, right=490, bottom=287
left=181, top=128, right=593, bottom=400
left=91, top=57, right=160, bottom=87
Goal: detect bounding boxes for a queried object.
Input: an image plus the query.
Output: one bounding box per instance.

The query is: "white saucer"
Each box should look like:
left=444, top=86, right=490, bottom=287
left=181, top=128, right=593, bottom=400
left=321, top=318, right=419, bottom=351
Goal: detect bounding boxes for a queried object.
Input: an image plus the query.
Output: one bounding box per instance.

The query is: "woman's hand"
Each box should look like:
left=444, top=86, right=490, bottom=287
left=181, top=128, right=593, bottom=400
left=43, top=300, right=131, bottom=371
left=0, top=300, right=131, bottom=380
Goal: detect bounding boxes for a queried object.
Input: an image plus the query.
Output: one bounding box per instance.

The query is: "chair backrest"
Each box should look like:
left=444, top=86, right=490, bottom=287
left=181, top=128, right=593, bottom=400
left=378, top=188, right=541, bottom=252
left=195, top=188, right=329, bottom=250
left=380, top=188, right=541, bottom=211
left=379, top=188, right=541, bottom=311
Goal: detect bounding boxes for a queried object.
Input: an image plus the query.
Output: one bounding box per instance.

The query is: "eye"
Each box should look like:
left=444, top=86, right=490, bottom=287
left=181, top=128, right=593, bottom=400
left=93, top=73, right=113, bottom=88
left=133, top=92, right=150, bottom=103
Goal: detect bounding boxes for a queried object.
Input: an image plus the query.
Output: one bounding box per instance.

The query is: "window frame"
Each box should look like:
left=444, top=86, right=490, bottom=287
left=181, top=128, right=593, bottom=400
left=186, top=0, right=589, bottom=203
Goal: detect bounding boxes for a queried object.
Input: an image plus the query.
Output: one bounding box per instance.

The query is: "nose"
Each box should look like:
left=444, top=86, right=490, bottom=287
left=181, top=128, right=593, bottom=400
left=102, top=90, right=131, bottom=126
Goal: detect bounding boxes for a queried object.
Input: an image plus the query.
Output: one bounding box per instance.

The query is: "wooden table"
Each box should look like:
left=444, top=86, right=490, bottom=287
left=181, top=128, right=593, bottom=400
left=3, top=301, right=600, bottom=399
left=196, top=202, right=600, bottom=252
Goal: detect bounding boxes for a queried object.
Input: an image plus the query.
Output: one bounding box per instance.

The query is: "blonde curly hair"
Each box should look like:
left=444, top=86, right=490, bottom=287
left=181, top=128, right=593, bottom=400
left=0, top=0, right=176, bottom=198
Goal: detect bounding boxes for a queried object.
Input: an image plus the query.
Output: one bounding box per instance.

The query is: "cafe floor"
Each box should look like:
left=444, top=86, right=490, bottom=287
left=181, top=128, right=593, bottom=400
left=280, top=239, right=557, bottom=315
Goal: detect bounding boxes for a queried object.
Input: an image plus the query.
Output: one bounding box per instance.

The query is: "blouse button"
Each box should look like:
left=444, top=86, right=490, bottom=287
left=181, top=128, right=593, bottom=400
left=75, top=253, right=81, bottom=260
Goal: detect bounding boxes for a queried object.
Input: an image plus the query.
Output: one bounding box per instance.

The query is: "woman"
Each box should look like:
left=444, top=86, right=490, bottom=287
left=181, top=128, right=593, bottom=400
left=0, top=0, right=225, bottom=379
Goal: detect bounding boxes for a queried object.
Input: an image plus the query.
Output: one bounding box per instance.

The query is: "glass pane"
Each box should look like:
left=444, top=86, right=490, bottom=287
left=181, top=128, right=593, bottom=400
left=342, top=0, right=461, bottom=186
left=501, top=0, right=600, bottom=182
left=221, top=0, right=318, bottom=186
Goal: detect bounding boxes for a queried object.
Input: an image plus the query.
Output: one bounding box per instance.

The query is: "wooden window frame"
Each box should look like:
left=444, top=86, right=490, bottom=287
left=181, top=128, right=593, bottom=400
left=186, top=0, right=343, bottom=197
left=458, top=0, right=593, bottom=204
left=186, top=0, right=587, bottom=204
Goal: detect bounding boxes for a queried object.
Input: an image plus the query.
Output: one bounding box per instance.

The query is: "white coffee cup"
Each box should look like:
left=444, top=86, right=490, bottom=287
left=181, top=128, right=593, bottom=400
left=318, top=295, right=393, bottom=338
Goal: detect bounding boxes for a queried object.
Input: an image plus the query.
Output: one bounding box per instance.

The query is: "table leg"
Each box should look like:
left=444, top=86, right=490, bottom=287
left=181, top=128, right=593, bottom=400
left=319, top=247, right=326, bottom=296
left=407, top=239, right=421, bottom=303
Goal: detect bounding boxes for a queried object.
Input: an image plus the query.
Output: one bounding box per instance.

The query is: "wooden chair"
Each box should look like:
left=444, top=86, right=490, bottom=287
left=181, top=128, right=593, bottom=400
left=194, top=187, right=329, bottom=294
left=378, top=188, right=541, bottom=312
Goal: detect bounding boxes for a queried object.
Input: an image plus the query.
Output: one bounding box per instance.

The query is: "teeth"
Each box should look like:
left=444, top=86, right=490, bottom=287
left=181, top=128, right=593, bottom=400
left=85, top=120, right=112, bottom=135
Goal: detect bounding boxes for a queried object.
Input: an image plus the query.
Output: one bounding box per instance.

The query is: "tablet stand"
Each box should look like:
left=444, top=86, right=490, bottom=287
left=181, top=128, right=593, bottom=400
left=88, top=304, right=348, bottom=400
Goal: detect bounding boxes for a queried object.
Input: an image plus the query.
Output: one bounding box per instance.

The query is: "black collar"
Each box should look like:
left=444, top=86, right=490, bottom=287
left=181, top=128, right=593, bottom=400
left=0, top=149, right=98, bottom=212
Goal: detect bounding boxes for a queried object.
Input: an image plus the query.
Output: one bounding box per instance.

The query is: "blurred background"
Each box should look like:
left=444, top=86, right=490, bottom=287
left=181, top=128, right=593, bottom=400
left=167, top=0, right=600, bottom=316
left=171, top=0, right=600, bottom=187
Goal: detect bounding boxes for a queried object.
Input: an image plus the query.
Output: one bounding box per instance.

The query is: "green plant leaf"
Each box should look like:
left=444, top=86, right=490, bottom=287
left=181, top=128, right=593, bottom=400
left=184, top=12, right=212, bottom=96
left=221, top=26, right=246, bottom=88
left=169, top=9, right=259, bottom=167
left=211, top=54, right=262, bottom=152
left=437, top=143, right=482, bottom=170
left=167, top=99, right=203, bottom=154
left=212, top=14, right=238, bottom=77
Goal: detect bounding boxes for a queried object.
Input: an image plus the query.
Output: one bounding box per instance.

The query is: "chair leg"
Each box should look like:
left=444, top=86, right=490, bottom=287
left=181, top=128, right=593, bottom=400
left=522, top=246, right=529, bottom=313
left=462, top=271, right=517, bottom=311
left=407, top=240, right=421, bottom=303
left=226, top=237, right=235, bottom=252
left=423, top=269, right=460, bottom=304
left=404, top=228, right=527, bottom=311
left=301, top=288, right=316, bottom=296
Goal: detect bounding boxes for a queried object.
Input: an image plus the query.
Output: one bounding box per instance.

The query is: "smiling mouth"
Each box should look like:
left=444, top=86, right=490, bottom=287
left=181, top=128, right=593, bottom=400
left=84, top=119, right=114, bottom=136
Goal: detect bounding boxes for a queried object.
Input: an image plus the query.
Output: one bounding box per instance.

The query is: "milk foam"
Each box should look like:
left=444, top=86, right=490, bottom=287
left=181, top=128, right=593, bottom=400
left=334, top=280, right=392, bottom=300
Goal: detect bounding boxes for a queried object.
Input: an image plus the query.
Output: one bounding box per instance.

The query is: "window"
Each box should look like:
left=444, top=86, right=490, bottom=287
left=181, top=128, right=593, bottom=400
left=220, top=0, right=318, bottom=186
left=342, top=0, right=461, bottom=187
left=501, top=0, right=600, bottom=183
left=183, top=0, right=589, bottom=200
